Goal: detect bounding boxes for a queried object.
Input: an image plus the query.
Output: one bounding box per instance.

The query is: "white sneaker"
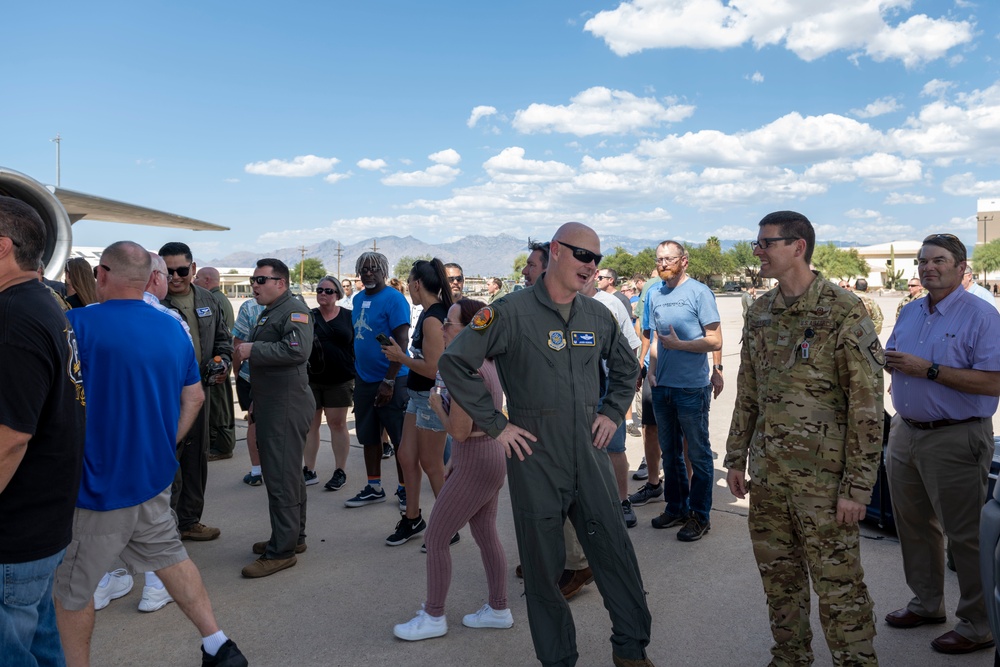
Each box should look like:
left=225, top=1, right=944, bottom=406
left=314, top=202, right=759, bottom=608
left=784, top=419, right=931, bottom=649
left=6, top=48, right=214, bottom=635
left=462, top=604, right=514, bottom=629
left=93, top=569, right=133, bottom=611
left=138, top=585, right=174, bottom=612
left=393, top=609, right=448, bottom=641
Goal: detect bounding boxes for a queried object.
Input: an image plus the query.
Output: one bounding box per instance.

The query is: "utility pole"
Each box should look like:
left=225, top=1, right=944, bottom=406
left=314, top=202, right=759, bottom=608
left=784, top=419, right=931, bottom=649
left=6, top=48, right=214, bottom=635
left=298, top=246, right=306, bottom=289
left=335, top=242, right=343, bottom=279
left=372, top=239, right=378, bottom=253
left=51, top=134, right=61, bottom=187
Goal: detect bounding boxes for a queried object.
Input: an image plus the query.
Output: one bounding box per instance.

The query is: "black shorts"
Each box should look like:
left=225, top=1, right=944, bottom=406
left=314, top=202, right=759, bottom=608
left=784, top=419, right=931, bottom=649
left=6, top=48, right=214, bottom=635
left=353, top=376, right=408, bottom=447
left=236, top=376, right=252, bottom=412
left=310, top=379, right=354, bottom=409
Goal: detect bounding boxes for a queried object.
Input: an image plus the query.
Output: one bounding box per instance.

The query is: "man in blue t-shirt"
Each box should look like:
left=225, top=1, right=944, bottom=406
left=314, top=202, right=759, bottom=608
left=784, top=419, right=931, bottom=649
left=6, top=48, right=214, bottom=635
left=344, top=251, right=411, bottom=509
left=54, top=241, right=247, bottom=667
left=643, top=240, right=722, bottom=543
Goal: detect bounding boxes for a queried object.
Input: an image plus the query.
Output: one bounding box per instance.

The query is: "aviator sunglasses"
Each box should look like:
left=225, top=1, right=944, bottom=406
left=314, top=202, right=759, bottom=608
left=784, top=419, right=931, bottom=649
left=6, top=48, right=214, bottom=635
left=555, top=240, right=602, bottom=266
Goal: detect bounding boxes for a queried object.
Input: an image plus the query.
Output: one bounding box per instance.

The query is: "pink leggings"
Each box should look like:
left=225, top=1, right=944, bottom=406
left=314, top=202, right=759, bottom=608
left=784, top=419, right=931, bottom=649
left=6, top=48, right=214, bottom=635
left=424, top=433, right=507, bottom=617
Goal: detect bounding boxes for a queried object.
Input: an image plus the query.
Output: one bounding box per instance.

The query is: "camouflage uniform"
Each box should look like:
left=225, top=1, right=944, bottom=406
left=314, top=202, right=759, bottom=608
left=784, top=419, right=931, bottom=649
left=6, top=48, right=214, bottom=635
left=725, top=273, right=884, bottom=666
left=854, top=292, right=883, bottom=335
left=894, top=291, right=926, bottom=319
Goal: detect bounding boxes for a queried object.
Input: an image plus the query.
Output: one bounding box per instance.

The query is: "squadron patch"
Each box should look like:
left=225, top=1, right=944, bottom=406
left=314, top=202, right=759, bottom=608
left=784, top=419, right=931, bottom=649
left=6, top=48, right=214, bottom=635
left=470, top=306, right=495, bottom=332
left=256, top=316, right=269, bottom=326
left=570, top=331, right=595, bottom=346
left=291, top=312, right=310, bottom=324
left=548, top=331, right=566, bottom=351
left=196, top=307, right=212, bottom=318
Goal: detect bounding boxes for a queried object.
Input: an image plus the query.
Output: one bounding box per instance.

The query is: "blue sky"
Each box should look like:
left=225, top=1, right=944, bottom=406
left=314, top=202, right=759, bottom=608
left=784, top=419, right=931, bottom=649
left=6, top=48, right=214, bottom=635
left=4, top=1, right=999, bottom=260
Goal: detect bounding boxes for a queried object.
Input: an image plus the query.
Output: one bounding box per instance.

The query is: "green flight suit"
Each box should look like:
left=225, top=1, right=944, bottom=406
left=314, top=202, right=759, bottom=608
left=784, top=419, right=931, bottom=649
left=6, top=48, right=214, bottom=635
left=439, top=278, right=650, bottom=667
left=207, top=286, right=236, bottom=457
left=249, top=290, right=315, bottom=558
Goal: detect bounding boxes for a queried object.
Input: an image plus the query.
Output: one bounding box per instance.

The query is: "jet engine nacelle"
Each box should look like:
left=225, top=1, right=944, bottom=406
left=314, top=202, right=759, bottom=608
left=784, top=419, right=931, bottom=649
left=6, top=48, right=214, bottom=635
left=0, top=167, right=73, bottom=280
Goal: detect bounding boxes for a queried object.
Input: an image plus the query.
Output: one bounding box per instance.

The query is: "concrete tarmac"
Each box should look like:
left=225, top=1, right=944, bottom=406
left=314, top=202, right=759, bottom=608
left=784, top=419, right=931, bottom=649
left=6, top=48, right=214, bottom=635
left=89, top=292, right=997, bottom=666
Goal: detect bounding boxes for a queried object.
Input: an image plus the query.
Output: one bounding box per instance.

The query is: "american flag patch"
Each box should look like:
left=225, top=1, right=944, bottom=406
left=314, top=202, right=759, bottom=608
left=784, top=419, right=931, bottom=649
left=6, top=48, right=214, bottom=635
left=291, top=313, right=309, bottom=324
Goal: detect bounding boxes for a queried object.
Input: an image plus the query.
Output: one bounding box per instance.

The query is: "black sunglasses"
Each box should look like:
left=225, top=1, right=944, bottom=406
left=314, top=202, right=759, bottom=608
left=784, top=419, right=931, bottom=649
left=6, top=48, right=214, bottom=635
left=249, top=276, right=282, bottom=285
left=751, top=237, right=799, bottom=250
left=555, top=240, right=602, bottom=266
left=93, top=264, right=111, bottom=279
left=166, top=265, right=192, bottom=277
left=447, top=276, right=464, bottom=283
left=317, top=287, right=339, bottom=295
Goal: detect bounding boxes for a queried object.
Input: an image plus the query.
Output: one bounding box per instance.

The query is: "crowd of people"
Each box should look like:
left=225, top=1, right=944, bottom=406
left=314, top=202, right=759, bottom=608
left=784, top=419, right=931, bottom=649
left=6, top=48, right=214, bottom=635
left=6, top=192, right=1000, bottom=666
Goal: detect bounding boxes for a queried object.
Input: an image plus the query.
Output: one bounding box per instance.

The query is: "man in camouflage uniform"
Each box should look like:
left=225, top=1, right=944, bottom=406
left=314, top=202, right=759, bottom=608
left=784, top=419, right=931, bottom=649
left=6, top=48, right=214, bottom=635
left=725, top=211, right=884, bottom=666
left=895, top=278, right=926, bottom=319
left=852, top=279, right=883, bottom=335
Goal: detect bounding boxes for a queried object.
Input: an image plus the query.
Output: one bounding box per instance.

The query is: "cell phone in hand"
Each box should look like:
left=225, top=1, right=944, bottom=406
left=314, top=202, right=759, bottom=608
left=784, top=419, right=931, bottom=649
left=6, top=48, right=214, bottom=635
left=376, top=333, right=392, bottom=347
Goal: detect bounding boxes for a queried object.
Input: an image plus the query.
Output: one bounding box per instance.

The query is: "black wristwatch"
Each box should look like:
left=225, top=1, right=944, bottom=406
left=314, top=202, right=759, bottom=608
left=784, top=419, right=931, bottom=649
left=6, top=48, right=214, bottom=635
left=713, top=364, right=723, bottom=372
left=926, top=363, right=940, bottom=381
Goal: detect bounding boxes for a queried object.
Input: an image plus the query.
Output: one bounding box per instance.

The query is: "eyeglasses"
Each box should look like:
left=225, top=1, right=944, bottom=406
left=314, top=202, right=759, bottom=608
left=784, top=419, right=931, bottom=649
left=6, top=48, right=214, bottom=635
left=166, top=265, right=192, bottom=277
left=249, top=276, right=282, bottom=285
left=318, top=287, right=341, bottom=296
left=93, top=264, right=111, bottom=278
left=447, top=276, right=464, bottom=283
left=908, top=283, right=920, bottom=288
left=358, top=265, right=381, bottom=275
left=597, top=274, right=613, bottom=281
left=442, top=319, right=462, bottom=329
left=751, top=237, right=800, bottom=250
left=555, top=240, right=602, bottom=266
left=655, top=256, right=682, bottom=266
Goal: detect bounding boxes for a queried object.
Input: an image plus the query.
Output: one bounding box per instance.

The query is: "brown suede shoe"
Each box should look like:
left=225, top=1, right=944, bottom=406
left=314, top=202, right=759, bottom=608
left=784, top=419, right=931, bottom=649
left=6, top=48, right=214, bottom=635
left=931, top=630, right=995, bottom=654
left=252, top=541, right=307, bottom=555
left=241, top=555, right=297, bottom=578
left=559, top=567, right=594, bottom=600
left=180, top=523, right=221, bottom=541
left=612, top=654, right=655, bottom=667
left=207, top=451, right=233, bottom=462
left=884, top=608, right=947, bottom=629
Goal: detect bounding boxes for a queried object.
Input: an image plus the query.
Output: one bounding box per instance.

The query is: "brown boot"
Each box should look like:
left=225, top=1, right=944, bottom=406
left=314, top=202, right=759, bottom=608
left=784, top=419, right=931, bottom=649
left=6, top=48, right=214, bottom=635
left=241, top=555, right=297, bottom=578
left=180, top=523, right=221, bottom=541
left=558, top=567, right=593, bottom=600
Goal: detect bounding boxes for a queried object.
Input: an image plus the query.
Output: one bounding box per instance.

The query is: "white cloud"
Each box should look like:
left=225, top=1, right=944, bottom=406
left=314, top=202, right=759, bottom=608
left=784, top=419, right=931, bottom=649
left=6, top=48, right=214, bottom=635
left=323, top=172, right=352, bottom=184
left=852, top=96, right=901, bottom=118
left=429, top=149, right=461, bottom=166
left=804, top=154, right=923, bottom=186
left=244, top=155, right=339, bottom=177
left=845, top=208, right=880, bottom=219
left=889, top=83, right=1000, bottom=159
left=884, top=192, right=933, bottom=205
left=747, top=71, right=764, bottom=84
left=483, top=147, right=576, bottom=183
left=712, top=225, right=756, bottom=239
left=513, top=86, right=695, bottom=136
left=948, top=214, right=978, bottom=230
left=922, top=79, right=954, bottom=98
left=381, top=164, right=460, bottom=187
left=467, top=106, right=498, bottom=128
left=584, top=1, right=973, bottom=67
left=357, top=158, right=387, bottom=171
left=943, top=173, right=1000, bottom=197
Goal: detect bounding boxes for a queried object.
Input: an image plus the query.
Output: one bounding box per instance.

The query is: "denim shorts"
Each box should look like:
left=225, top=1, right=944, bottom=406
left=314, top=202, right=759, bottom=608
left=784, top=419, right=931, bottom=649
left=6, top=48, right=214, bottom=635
left=606, top=419, right=627, bottom=453
left=405, top=388, right=445, bottom=432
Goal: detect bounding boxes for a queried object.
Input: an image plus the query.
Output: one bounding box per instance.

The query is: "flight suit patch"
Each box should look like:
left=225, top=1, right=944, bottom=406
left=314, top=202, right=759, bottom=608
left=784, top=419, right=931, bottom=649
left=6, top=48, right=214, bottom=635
left=291, top=313, right=309, bottom=324
left=570, top=331, right=595, bottom=346
left=196, top=307, right=212, bottom=318
left=256, top=316, right=269, bottom=326
left=548, top=331, right=566, bottom=351
left=470, top=306, right=495, bottom=332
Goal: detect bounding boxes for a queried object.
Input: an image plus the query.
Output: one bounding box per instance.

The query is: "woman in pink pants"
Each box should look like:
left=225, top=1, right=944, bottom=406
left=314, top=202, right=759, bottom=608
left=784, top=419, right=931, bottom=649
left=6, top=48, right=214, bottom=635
left=393, top=298, right=513, bottom=641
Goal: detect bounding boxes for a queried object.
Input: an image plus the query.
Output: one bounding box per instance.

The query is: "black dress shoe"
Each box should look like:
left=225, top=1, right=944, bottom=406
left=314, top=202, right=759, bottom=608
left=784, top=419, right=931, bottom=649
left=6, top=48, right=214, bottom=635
left=931, top=630, right=995, bottom=654
left=884, top=608, right=947, bottom=628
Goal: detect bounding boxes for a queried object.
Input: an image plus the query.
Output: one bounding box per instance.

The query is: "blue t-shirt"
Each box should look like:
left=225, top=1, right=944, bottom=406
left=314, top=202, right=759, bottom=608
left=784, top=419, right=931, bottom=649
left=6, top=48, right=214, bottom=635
left=352, top=287, right=411, bottom=383
left=643, top=278, right=720, bottom=389
left=67, top=300, right=201, bottom=511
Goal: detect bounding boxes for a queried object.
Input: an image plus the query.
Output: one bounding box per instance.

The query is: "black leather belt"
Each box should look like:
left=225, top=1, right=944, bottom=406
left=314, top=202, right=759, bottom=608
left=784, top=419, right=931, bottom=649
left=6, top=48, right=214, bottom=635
left=902, top=416, right=984, bottom=430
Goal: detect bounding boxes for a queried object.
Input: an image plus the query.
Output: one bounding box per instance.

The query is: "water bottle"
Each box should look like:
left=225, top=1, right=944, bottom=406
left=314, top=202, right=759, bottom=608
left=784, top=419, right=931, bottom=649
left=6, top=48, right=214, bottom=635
left=205, top=355, right=227, bottom=383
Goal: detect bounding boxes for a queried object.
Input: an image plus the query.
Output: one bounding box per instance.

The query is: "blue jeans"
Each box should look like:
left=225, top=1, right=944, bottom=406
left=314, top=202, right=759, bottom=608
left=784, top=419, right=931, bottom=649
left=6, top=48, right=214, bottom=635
left=1, top=549, right=66, bottom=667
left=651, top=385, right=713, bottom=523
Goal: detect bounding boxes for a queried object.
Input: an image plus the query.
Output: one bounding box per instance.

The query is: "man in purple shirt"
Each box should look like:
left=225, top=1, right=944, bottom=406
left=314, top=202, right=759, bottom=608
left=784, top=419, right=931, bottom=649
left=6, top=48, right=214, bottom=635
left=884, top=233, right=1000, bottom=656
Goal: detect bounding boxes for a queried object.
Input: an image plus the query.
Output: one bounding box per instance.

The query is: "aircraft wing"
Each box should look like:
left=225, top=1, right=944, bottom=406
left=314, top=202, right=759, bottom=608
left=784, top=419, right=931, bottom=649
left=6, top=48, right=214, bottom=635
left=53, top=187, right=229, bottom=232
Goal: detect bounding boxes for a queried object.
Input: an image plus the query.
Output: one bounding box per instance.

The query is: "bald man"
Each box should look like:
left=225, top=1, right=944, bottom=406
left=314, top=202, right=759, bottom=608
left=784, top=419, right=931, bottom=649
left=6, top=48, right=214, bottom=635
left=195, top=266, right=237, bottom=461
left=440, top=223, right=652, bottom=667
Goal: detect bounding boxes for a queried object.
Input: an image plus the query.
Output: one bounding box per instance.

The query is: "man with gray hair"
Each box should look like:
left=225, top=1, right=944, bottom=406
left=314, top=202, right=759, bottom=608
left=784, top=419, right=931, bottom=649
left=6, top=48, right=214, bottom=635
left=962, top=265, right=996, bottom=308
left=55, top=240, right=246, bottom=666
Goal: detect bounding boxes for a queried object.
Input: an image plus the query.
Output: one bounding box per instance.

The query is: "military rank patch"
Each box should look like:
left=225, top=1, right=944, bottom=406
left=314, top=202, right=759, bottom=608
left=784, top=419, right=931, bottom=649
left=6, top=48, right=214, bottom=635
left=548, top=330, right=566, bottom=351
left=470, top=306, right=495, bottom=332
left=570, top=331, right=595, bottom=346
left=291, top=313, right=310, bottom=324
left=196, top=307, right=212, bottom=318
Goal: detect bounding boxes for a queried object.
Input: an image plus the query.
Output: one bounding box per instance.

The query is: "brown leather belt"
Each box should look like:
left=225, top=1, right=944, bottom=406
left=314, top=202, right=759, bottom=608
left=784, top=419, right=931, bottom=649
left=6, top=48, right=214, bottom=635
left=902, top=416, right=984, bottom=430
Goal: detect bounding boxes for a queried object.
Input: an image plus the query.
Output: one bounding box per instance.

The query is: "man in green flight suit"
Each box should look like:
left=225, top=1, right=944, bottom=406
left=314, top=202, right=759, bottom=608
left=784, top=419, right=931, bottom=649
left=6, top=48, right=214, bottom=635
left=439, top=222, right=652, bottom=667
left=195, top=266, right=237, bottom=461
left=725, top=211, right=884, bottom=666
left=236, top=258, right=315, bottom=578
